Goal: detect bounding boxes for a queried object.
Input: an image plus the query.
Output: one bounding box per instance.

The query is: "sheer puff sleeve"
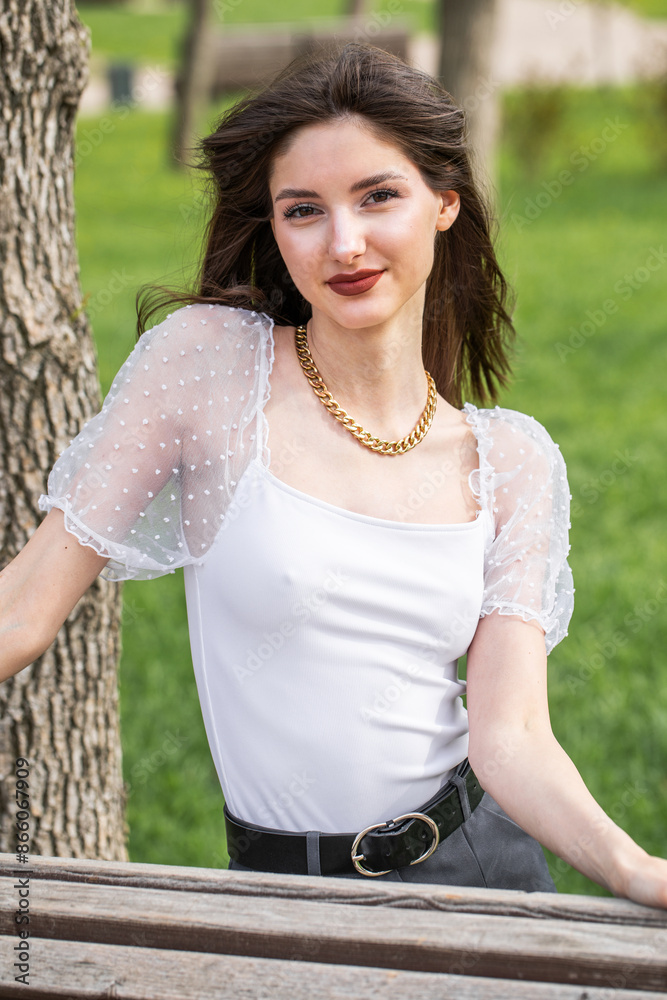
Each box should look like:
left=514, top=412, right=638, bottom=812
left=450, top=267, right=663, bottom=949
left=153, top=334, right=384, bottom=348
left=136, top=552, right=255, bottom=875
left=38, top=303, right=274, bottom=581
left=463, top=403, right=575, bottom=654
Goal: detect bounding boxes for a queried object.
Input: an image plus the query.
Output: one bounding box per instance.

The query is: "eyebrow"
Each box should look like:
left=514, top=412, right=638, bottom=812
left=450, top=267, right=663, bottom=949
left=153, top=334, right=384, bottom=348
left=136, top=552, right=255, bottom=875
left=273, top=171, right=409, bottom=202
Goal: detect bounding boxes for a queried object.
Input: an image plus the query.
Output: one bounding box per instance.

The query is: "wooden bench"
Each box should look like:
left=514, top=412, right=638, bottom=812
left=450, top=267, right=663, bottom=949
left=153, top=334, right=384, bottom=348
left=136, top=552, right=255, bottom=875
left=1, top=852, right=666, bottom=997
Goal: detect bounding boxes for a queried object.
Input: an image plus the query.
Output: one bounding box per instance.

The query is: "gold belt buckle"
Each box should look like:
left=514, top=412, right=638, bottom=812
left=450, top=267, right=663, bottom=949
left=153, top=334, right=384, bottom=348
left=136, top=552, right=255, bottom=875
left=350, top=811, right=440, bottom=877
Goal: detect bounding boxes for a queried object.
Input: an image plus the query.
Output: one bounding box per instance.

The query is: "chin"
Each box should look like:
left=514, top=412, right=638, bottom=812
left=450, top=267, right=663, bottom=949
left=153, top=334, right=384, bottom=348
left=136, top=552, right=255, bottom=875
left=320, top=301, right=401, bottom=330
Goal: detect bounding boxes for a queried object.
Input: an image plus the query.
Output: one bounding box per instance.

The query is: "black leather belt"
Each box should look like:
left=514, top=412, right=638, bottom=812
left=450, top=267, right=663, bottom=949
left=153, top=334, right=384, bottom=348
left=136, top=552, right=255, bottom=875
left=224, top=759, right=484, bottom=877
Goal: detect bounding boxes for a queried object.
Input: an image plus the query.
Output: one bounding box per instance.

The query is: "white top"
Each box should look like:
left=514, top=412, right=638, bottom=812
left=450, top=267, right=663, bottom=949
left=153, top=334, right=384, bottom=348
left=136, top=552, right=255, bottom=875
left=39, top=303, right=575, bottom=833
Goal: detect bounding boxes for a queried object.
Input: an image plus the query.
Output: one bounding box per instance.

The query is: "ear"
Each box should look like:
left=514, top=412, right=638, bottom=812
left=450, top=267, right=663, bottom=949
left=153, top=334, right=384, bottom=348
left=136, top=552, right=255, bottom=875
left=435, top=190, right=461, bottom=232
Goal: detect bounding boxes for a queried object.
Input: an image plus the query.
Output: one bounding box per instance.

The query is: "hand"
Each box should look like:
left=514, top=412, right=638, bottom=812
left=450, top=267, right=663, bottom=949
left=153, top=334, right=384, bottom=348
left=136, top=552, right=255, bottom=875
left=615, top=850, right=667, bottom=910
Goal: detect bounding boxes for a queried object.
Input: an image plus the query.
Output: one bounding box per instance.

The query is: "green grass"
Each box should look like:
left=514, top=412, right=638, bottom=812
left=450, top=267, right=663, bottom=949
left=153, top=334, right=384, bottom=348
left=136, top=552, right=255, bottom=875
left=75, top=2, right=188, bottom=69
left=618, top=0, right=667, bottom=15
left=74, top=106, right=225, bottom=868
left=74, top=0, right=667, bottom=75
left=497, top=84, right=667, bottom=894
left=74, top=82, right=667, bottom=890
left=75, top=0, right=430, bottom=71
left=74, top=0, right=667, bottom=77
left=74, top=108, right=208, bottom=391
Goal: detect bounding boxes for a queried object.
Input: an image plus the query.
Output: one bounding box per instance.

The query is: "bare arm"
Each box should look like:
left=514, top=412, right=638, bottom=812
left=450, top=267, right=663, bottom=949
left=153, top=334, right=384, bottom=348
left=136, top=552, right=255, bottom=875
left=466, top=611, right=667, bottom=908
left=0, top=509, right=109, bottom=681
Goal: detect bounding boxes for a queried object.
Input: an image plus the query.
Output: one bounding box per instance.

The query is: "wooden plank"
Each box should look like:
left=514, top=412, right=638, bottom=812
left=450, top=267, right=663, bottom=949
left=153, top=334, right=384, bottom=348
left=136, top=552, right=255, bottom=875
left=1, top=853, right=665, bottom=929
left=1, top=937, right=666, bottom=1000
left=1, top=878, right=666, bottom=991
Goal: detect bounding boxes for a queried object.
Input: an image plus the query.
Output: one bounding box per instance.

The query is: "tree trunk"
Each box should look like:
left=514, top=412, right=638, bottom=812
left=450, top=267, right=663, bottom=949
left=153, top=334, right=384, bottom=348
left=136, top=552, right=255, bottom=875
left=173, top=0, right=214, bottom=167
left=0, top=0, right=127, bottom=860
left=437, top=0, right=499, bottom=190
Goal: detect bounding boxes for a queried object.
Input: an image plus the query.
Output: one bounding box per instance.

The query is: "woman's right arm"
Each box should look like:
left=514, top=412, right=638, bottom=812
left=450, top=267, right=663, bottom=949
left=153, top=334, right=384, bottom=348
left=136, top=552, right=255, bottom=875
left=0, top=509, right=109, bottom=682
left=1, top=303, right=265, bottom=683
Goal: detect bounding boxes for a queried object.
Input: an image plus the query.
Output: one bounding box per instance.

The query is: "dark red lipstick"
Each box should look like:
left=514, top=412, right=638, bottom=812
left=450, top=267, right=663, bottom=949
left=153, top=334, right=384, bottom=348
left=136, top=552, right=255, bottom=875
left=326, top=269, right=384, bottom=296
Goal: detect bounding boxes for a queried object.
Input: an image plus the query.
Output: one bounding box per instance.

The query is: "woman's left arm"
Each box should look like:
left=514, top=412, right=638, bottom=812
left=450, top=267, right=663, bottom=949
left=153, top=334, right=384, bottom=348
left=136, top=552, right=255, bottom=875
left=466, top=610, right=667, bottom=908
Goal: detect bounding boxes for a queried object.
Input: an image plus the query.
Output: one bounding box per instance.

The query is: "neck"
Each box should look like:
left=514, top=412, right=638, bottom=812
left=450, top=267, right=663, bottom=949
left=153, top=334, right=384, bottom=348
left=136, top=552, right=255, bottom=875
left=303, top=300, right=430, bottom=440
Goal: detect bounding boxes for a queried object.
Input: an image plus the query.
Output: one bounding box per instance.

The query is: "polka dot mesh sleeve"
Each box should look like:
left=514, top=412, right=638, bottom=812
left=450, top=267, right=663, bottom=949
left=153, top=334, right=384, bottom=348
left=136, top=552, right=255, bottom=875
left=38, top=303, right=275, bottom=581
left=464, top=404, right=575, bottom=654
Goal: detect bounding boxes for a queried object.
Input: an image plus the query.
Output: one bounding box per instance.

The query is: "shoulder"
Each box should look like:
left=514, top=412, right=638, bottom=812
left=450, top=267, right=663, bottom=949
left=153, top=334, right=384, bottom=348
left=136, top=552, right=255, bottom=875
left=463, top=403, right=560, bottom=451
left=463, top=404, right=570, bottom=526
left=463, top=403, right=566, bottom=477
left=466, top=405, right=575, bottom=649
left=136, top=302, right=274, bottom=357
left=100, top=303, right=276, bottom=425
left=120, top=303, right=275, bottom=402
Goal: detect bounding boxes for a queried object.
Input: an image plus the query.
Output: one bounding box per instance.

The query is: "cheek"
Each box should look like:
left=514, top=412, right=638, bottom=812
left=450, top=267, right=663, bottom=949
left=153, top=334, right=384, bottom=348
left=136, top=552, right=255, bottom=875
left=381, top=219, right=435, bottom=279
left=273, top=231, right=323, bottom=295
left=274, top=224, right=305, bottom=263
left=376, top=210, right=434, bottom=253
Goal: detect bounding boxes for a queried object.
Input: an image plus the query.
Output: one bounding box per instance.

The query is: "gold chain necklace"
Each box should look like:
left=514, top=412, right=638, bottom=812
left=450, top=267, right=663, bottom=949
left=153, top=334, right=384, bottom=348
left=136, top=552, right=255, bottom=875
left=295, top=324, right=437, bottom=456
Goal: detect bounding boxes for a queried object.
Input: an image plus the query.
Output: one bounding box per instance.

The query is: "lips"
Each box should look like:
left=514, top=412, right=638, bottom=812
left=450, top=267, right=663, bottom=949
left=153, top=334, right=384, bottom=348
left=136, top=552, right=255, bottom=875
left=326, top=270, right=384, bottom=296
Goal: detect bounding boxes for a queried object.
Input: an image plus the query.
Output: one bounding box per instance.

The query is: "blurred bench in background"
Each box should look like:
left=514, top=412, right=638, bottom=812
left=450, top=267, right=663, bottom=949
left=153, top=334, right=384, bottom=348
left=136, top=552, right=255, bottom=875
left=202, top=18, right=411, bottom=97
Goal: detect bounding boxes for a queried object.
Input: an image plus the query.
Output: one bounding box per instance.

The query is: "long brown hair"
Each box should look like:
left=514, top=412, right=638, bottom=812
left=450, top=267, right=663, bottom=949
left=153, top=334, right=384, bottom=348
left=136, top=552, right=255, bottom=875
left=137, top=41, right=515, bottom=408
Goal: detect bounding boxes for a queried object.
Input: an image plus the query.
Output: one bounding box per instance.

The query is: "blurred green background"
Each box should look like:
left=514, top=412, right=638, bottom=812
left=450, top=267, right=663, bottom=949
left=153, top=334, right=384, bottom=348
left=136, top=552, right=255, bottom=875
left=74, top=0, right=667, bottom=892
left=76, top=0, right=667, bottom=69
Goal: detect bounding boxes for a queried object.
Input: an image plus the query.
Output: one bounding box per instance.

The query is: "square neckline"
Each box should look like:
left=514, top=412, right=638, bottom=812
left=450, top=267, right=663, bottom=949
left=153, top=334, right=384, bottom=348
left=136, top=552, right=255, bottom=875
left=255, top=457, right=487, bottom=532
left=256, top=317, right=487, bottom=533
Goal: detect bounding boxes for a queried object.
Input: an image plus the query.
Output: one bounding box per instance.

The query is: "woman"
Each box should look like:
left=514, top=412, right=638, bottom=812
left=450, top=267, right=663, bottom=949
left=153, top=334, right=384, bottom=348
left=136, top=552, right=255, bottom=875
left=1, top=42, right=666, bottom=904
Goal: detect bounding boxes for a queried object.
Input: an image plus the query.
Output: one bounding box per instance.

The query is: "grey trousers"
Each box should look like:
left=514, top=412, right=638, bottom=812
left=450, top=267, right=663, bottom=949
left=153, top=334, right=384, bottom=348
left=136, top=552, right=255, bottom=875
left=228, top=791, right=557, bottom=892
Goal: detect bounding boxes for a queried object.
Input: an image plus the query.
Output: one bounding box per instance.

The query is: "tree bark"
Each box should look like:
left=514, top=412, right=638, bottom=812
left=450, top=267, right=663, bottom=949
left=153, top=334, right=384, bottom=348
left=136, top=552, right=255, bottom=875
left=173, top=0, right=214, bottom=168
left=0, top=0, right=127, bottom=859
left=437, top=0, right=499, bottom=190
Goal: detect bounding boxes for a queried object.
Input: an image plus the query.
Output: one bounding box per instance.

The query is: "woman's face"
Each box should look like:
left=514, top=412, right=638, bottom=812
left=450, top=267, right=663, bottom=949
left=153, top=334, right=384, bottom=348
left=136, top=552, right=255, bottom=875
left=268, top=116, right=460, bottom=330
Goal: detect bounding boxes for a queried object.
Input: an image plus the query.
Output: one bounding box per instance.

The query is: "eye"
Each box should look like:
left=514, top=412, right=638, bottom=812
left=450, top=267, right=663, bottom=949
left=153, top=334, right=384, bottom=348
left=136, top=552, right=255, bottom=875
left=282, top=202, right=318, bottom=220
left=282, top=187, right=401, bottom=221
left=366, top=187, right=400, bottom=204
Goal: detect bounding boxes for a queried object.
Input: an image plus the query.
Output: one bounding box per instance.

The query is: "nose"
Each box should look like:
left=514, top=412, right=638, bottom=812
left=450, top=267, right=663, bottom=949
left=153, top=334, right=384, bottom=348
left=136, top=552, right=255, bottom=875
left=327, top=208, right=366, bottom=262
